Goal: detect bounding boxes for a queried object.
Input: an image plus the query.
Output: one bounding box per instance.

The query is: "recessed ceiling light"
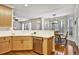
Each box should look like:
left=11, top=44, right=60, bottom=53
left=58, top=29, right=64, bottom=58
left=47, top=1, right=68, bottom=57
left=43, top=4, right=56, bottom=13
left=52, top=14, right=56, bottom=16
left=25, top=4, right=28, bottom=7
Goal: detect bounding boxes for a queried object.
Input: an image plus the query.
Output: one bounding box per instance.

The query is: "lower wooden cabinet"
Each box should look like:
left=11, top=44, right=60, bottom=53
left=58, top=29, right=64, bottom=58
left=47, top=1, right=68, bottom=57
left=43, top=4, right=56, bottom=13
left=33, top=37, right=43, bottom=54
left=1, top=41, right=10, bottom=53
left=23, top=40, right=33, bottom=50
left=33, top=36, right=53, bottom=55
left=12, top=36, right=33, bottom=51
left=0, top=36, right=53, bottom=55
left=12, top=40, right=22, bottom=50
left=0, top=36, right=33, bottom=54
left=0, top=37, right=12, bottom=54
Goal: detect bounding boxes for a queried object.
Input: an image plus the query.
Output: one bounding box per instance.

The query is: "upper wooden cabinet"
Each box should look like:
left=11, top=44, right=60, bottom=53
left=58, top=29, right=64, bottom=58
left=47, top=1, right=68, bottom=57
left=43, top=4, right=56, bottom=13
left=0, top=5, right=12, bottom=27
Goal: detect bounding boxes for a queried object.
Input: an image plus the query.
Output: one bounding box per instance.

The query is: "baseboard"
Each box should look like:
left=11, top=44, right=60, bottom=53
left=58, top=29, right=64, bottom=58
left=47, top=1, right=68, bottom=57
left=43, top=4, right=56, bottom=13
left=33, top=51, right=43, bottom=55
left=11, top=50, right=32, bottom=52
left=1, top=50, right=12, bottom=55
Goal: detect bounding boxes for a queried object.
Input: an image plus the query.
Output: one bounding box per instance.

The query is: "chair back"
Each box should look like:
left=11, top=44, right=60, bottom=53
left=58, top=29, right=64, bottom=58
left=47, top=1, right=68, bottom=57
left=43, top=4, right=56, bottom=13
left=65, top=32, right=68, bottom=46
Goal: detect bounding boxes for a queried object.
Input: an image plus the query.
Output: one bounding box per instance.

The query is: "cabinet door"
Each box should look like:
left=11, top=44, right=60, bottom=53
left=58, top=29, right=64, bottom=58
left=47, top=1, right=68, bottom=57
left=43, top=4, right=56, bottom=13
left=0, top=5, right=4, bottom=26
left=0, top=5, right=12, bottom=27
left=47, top=39, right=53, bottom=54
left=23, top=36, right=33, bottom=50
left=12, top=36, right=33, bottom=50
left=2, top=5, right=12, bottom=27
left=2, top=41, right=11, bottom=53
left=33, top=37, right=43, bottom=54
left=23, top=40, right=33, bottom=50
left=0, top=41, right=10, bottom=54
left=0, top=42, right=4, bottom=54
left=12, top=40, right=22, bottom=50
left=5, top=37, right=12, bottom=51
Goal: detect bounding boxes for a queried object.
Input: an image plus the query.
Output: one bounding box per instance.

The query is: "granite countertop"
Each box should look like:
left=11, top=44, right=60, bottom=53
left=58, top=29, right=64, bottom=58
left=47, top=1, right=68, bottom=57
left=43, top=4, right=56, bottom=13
left=0, top=34, right=54, bottom=38
left=0, top=31, right=54, bottom=38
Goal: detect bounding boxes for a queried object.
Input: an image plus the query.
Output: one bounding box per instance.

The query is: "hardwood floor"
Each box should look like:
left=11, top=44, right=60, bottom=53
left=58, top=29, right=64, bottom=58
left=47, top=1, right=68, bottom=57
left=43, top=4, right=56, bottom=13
left=1, top=46, right=78, bottom=55
left=2, top=51, right=38, bottom=55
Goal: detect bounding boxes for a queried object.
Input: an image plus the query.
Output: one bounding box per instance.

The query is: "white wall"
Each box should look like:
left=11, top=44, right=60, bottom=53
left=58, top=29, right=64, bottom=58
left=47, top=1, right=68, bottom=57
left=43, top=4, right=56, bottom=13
left=72, top=5, right=79, bottom=47
left=13, top=4, right=75, bottom=31
left=13, top=20, right=22, bottom=30
left=13, top=6, right=74, bottom=31
left=28, top=7, right=74, bottom=19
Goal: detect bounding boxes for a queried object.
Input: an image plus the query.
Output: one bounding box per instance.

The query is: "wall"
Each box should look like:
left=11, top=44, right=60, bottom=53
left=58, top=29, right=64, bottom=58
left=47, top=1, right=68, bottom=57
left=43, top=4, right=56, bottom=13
left=71, top=5, right=79, bottom=47
left=13, top=20, right=22, bottom=30
left=28, top=7, right=74, bottom=19
left=14, top=5, right=74, bottom=20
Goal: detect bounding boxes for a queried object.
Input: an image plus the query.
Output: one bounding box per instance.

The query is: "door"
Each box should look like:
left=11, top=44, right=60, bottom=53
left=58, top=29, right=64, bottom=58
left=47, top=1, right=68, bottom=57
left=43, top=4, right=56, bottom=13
left=33, top=37, right=43, bottom=54
left=13, top=40, right=22, bottom=50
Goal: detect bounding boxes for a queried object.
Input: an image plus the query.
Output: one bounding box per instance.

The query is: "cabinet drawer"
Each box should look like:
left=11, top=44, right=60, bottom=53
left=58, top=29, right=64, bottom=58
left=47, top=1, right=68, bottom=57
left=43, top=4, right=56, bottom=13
left=12, top=36, right=32, bottom=41
left=12, top=36, right=23, bottom=41
left=0, top=37, right=11, bottom=42
left=5, top=36, right=11, bottom=40
left=23, top=36, right=33, bottom=41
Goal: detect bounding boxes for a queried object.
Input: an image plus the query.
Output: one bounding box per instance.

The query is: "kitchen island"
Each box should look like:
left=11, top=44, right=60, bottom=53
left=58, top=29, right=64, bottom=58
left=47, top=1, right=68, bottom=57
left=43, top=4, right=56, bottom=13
left=0, top=30, right=55, bottom=55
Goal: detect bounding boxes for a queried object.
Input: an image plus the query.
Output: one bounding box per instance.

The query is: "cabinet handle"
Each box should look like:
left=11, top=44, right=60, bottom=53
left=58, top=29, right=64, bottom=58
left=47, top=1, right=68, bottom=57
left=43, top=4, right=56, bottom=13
left=21, top=40, right=23, bottom=44
left=9, top=40, right=10, bottom=44
left=4, top=38, right=5, bottom=40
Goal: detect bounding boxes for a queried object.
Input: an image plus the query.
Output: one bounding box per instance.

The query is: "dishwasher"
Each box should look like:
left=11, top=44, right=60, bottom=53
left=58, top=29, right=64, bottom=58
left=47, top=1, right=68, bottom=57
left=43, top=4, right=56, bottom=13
left=33, top=37, right=43, bottom=54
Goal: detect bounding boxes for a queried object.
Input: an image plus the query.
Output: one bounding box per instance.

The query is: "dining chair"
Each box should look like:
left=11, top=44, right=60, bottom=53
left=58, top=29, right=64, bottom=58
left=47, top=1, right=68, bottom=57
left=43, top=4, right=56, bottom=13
left=55, top=32, right=68, bottom=55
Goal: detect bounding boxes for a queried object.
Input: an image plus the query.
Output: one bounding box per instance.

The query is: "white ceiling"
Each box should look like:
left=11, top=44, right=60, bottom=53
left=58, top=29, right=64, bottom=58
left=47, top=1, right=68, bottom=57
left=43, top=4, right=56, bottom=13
left=12, top=4, right=75, bottom=19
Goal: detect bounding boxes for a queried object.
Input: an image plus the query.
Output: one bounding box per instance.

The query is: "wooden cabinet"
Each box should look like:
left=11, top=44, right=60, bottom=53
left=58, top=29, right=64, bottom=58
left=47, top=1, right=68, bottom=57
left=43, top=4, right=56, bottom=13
left=0, top=36, right=53, bottom=55
left=0, top=41, right=10, bottom=54
left=12, top=36, right=33, bottom=51
left=5, top=37, right=12, bottom=51
left=12, top=40, right=22, bottom=50
left=2, top=41, right=10, bottom=53
left=47, top=38, right=53, bottom=54
left=33, top=36, right=53, bottom=55
left=33, top=37, right=43, bottom=54
left=0, top=5, right=12, bottom=27
left=23, top=39, right=33, bottom=50
left=0, top=37, right=12, bottom=54
left=43, top=37, right=54, bottom=55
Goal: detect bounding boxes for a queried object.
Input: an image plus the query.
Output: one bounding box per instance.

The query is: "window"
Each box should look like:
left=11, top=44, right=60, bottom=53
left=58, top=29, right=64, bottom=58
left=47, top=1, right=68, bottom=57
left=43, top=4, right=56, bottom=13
left=67, top=17, right=73, bottom=36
